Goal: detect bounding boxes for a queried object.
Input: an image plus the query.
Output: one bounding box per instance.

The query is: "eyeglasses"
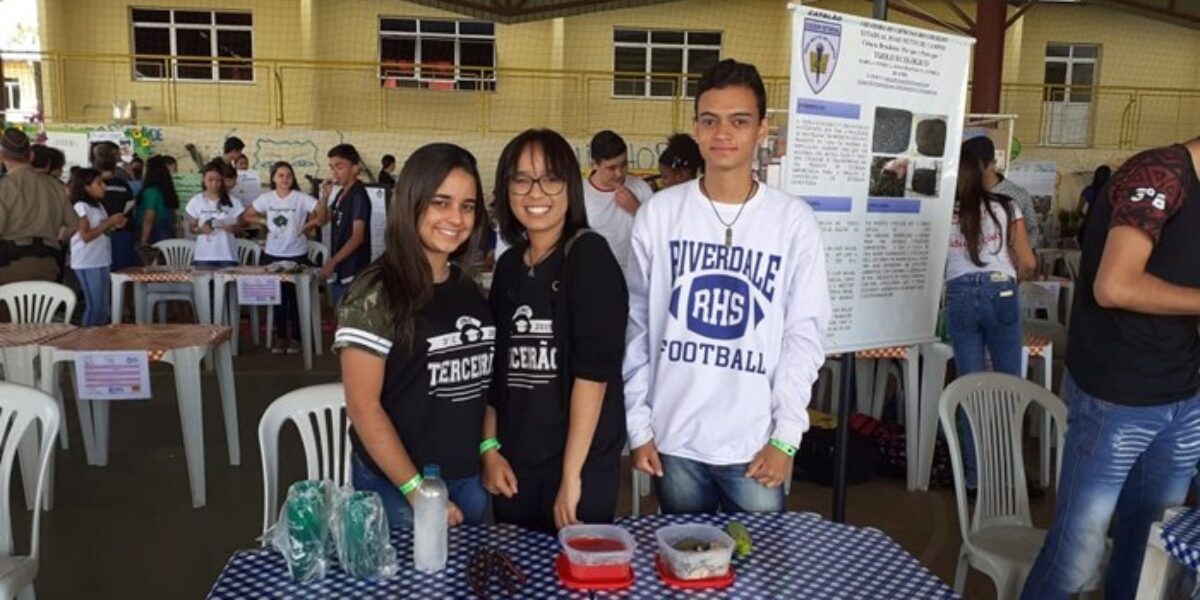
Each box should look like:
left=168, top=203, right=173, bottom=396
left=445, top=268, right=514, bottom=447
left=509, top=174, right=565, bottom=196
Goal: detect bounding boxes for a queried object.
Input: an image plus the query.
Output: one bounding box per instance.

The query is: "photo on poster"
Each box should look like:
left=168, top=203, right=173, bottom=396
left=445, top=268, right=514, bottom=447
left=909, top=160, right=942, bottom=197
left=872, top=107, right=913, bottom=154
left=914, top=116, right=948, bottom=157
left=869, top=156, right=906, bottom=197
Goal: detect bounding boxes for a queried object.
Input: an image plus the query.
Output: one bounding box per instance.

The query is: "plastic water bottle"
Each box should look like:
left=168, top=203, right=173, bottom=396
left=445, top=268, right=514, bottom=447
left=413, top=464, right=448, bottom=573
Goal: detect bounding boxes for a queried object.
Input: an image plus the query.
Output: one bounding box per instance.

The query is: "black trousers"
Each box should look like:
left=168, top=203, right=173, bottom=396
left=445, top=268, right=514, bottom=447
left=492, top=458, right=619, bottom=534
left=261, top=253, right=312, bottom=339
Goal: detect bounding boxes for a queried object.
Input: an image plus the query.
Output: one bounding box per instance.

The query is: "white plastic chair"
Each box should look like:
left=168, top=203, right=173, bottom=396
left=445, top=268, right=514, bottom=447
left=258, top=383, right=350, bottom=533
left=940, top=372, right=1102, bottom=599
left=0, top=383, right=60, bottom=600
left=0, top=282, right=75, bottom=325
left=233, top=239, right=263, bottom=346
left=146, top=240, right=197, bottom=323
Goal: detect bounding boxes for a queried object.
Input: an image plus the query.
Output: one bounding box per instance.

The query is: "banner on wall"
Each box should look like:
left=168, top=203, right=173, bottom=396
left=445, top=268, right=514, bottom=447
left=784, top=6, right=974, bottom=353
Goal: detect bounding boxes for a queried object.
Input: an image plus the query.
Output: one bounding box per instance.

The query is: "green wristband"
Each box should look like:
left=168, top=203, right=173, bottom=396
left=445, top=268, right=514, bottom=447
left=769, top=438, right=797, bottom=457
left=398, top=474, right=423, bottom=496
left=479, top=437, right=502, bottom=455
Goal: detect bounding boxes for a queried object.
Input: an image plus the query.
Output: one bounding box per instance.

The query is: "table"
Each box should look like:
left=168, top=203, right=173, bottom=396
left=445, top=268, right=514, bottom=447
left=853, top=345, right=921, bottom=491
left=110, top=266, right=215, bottom=326
left=0, top=323, right=76, bottom=510
left=1138, top=507, right=1189, bottom=600
left=211, top=267, right=319, bottom=370
left=207, top=512, right=957, bottom=599
left=37, top=324, right=239, bottom=508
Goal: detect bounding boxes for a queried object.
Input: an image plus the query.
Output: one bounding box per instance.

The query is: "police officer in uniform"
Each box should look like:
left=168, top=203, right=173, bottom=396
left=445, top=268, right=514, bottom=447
left=0, top=128, right=77, bottom=285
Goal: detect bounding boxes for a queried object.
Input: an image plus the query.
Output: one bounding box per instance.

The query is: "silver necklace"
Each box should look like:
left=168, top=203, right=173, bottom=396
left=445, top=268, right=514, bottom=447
left=700, top=178, right=757, bottom=247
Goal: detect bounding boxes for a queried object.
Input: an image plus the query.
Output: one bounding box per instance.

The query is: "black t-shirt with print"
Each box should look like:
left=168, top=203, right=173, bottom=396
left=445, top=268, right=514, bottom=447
left=334, top=267, right=495, bottom=480
left=1068, top=144, right=1200, bottom=405
left=488, top=232, right=629, bottom=471
left=331, top=182, right=372, bottom=282
left=101, top=177, right=134, bottom=231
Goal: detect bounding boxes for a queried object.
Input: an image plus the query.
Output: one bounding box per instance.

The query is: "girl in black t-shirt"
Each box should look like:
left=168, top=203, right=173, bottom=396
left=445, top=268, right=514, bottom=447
left=334, top=144, right=493, bottom=528
left=484, top=129, right=629, bottom=534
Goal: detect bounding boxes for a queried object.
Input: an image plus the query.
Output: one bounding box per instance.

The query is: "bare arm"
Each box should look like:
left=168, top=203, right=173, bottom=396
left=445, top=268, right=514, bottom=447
left=561, top=379, right=606, bottom=481
left=325, top=220, right=366, bottom=271
left=1009, top=217, right=1036, bottom=279
left=341, top=347, right=422, bottom=499
left=1094, top=225, right=1200, bottom=315
left=77, top=213, right=125, bottom=244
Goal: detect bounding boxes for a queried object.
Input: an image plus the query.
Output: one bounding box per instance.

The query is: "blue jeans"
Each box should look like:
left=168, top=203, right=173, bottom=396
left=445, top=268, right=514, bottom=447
left=75, top=266, right=111, bottom=326
left=945, top=272, right=1023, bottom=488
left=330, top=281, right=350, bottom=308
left=351, top=453, right=488, bottom=528
left=1021, top=374, right=1200, bottom=600
left=655, top=453, right=784, bottom=514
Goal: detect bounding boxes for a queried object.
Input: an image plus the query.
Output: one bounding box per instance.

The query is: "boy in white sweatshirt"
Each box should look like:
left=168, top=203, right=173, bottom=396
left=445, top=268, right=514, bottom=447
left=624, top=59, right=831, bottom=513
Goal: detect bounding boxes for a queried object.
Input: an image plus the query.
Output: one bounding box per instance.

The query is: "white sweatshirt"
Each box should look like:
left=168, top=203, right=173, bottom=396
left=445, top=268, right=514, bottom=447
left=623, top=179, right=831, bottom=465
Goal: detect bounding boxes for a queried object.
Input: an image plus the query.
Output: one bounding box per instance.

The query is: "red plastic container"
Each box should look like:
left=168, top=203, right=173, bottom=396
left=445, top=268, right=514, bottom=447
left=557, top=524, right=636, bottom=583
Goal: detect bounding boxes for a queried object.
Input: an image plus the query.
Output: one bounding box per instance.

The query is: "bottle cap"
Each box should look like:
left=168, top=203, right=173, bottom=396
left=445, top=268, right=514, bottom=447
left=423, top=464, right=441, bottom=479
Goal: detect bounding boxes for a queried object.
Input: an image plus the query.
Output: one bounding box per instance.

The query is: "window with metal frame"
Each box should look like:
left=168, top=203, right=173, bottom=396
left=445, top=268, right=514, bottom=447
left=1043, top=43, right=1098, bottom=103
left=130, top=8, right=254, bottom=82
left=612, top=28, right=721, bottom=99
left=379, top=18, right=496, bottom=91
left=2, top=78, right=19, bottom=110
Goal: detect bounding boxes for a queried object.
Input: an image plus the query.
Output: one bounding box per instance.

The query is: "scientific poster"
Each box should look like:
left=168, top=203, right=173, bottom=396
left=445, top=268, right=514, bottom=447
left=785, top=6, right=974, bottom=352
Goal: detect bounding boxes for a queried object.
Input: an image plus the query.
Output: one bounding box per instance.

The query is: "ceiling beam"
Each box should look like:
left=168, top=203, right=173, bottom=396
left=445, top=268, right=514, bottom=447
left=942, top=0, right=976, bottom=30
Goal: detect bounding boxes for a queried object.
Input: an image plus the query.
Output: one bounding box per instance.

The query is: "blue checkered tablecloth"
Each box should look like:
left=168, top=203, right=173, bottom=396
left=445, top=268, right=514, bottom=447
left=1162, top=507, right=1200, bottom=571
left=207, top=512, right=957, bottom=599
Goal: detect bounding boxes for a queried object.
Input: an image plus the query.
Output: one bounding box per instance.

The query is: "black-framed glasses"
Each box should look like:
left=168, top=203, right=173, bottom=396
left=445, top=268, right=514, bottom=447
left=509, top=174, right=565, bottom=196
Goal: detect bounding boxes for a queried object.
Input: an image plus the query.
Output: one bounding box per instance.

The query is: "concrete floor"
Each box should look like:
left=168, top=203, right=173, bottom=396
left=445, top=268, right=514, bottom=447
left=10, top=343, right=1057, bottom=599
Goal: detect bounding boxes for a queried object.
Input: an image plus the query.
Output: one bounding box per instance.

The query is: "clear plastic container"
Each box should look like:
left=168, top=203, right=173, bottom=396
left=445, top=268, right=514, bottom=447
left=655, top=524, right=735, bottom=581
left=558, top=524, right=636, bottom=581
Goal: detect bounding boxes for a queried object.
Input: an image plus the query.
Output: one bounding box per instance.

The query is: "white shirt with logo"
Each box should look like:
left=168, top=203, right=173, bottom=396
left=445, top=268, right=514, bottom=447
left=70, top=202, right=112, bottom=270
left=584, top=174, right=654, bottom=273
left=945, top=200, right=1023, bottom=282
left=185, top=193, right=245, bottom=263
left=252, top=190, right=319, bottom=258
left=623, top=179, right=831, bottom=465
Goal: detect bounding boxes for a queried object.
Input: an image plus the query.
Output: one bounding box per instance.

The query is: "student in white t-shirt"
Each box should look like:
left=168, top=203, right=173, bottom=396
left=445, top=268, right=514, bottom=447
left=185, top=160, right=245, bottom=269
left=624, top=60, right=831, bottom=515
left=943, top=149, right=1035, bottom=490
left=244, top=161, right=326, bottom=353
left=583, top=130, right=654, bottom=272
left=68, top=168, right=127, bottom=326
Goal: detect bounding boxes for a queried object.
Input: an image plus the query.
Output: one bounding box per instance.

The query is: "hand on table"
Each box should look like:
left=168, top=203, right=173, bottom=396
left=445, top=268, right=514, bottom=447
left=631, top=440, right=663, bottom=477
left=553, top=475, right=582, bottom=530
left=482, top=451, right=519, bottom=498
left=745, top=443, right=793, bottom=489
left=448, top=501, right=464, bottom=527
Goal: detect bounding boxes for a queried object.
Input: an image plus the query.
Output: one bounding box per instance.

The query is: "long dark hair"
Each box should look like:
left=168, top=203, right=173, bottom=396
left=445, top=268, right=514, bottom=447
left=956, top=151, right=1014, bottom=267
left=492, top=128, right=588, bottom=248
left=1090, top=165, right=1112, bottom=191
left=201, top=160, right=234, bottom=208
left=141, top=155, right=179, bottom=209
left=361, top=143, right=487, bottom=350
left=269, top=161, right=301, bottom=192
left=68, top=168, right=103, bottom=208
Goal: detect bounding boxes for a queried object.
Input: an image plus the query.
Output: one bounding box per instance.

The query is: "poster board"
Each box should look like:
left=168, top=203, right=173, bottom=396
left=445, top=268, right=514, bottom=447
left=42, top=130, right=90, bottom=176
left=784, top=6, right=974, bottom=353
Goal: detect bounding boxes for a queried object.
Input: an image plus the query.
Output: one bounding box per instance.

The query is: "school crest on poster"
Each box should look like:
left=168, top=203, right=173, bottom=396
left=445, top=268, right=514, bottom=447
left=802, top=17, right=842, bottom=95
